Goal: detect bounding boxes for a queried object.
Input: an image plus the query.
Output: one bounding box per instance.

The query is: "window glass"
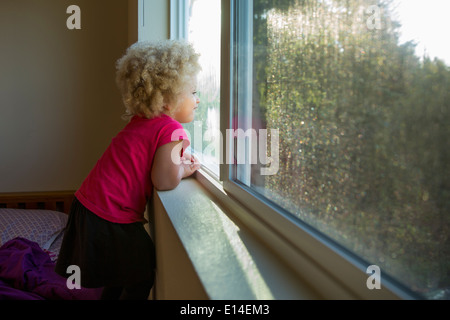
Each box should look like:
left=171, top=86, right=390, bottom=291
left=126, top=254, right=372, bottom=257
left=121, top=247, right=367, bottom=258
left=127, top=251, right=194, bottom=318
left=233, top=0, right=450, bottom=299
left=183, top=0, right=222, bottom=176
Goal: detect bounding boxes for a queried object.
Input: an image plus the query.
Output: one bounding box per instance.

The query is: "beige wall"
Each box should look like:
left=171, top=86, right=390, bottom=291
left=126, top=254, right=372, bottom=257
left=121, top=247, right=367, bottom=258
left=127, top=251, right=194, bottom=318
left=150, top=193, right=209, bottom=299
left=0, top=0, right=132, bottom=192
left=0, top=0, right=208, bottom=300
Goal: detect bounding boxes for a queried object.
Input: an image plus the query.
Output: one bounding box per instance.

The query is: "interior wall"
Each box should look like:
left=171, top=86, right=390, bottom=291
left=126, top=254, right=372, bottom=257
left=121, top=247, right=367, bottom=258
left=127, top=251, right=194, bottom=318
left=0, top=0, right=129, bottom=192
left=150, top=193, right=209, bottom=300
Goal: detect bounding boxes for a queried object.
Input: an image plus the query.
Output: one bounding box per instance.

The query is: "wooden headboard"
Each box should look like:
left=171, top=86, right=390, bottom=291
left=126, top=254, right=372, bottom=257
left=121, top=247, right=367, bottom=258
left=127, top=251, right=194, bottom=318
left=0, top=191, right=75, bottom=214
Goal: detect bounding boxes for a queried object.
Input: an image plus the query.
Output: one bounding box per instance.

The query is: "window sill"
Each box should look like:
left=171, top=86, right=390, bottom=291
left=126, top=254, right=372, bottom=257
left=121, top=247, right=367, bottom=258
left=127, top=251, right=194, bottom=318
left=152, top=171, right=319, bottom=300
left=151, top=168, right=416, bottom=300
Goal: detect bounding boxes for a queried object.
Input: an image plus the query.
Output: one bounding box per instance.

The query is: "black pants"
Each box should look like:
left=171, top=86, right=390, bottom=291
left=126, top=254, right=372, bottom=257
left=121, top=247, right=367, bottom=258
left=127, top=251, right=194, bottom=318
left=101, top=279, right=153, bottom=300
left=55, top=198, right=156, bottom=292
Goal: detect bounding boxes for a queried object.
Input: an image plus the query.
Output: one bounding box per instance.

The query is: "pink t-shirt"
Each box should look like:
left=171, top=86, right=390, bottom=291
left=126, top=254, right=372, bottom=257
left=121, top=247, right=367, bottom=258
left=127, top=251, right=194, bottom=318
left=75, top=114, right=189, bottom=224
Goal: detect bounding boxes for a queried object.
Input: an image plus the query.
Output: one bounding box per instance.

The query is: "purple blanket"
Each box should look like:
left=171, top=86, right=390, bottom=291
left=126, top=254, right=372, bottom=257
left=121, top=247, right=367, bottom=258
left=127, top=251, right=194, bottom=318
left=0, top=237, right=102, bottom=300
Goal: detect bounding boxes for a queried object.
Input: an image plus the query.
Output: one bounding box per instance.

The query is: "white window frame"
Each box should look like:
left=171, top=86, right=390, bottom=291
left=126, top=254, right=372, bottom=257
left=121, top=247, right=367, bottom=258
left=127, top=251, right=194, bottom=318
left=169, top=0, right=189, bottom=40
left=172, top=0, right=420, bottom=299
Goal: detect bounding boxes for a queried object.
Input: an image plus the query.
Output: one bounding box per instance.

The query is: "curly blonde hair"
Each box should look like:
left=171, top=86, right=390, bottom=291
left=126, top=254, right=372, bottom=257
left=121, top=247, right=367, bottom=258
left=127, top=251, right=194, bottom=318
left=115, top=40, right=201, bottom=119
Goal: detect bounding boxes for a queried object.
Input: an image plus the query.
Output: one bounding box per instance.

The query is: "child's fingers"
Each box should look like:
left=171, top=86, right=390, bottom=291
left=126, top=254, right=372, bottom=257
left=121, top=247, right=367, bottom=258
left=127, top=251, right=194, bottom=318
left=181, top=154, right=201, bottom=165
left=188, top=162, right=201, bottom=174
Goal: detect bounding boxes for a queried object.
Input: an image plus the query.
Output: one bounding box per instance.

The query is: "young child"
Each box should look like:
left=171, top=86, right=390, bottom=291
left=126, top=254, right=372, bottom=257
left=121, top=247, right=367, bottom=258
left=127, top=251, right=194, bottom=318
left=55, top=40, right=202, bottom=300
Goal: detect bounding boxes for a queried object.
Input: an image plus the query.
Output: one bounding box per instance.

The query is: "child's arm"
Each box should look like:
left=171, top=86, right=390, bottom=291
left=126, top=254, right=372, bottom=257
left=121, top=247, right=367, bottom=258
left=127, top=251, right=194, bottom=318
left=151, top=141, right=201, bottom=191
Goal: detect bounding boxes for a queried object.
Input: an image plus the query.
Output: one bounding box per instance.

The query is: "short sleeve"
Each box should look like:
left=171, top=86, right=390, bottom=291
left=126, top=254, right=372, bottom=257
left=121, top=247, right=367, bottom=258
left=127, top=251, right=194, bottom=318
left=157, top=117, right=190, bottom=151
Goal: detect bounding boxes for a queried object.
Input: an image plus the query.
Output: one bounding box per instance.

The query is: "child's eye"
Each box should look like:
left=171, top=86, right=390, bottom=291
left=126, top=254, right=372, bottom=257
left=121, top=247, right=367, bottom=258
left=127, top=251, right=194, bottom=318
left=192, top=91, right=198, bottom=95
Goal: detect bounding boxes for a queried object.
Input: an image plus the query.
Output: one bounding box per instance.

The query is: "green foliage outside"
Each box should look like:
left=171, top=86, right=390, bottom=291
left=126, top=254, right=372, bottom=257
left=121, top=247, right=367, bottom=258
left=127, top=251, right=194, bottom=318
left=252, top=0, right=450, bottom=298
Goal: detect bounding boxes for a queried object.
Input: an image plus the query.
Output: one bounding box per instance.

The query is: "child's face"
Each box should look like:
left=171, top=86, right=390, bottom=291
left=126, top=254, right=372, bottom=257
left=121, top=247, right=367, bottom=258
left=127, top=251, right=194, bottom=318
left=171, top=86, right=200, bottom=123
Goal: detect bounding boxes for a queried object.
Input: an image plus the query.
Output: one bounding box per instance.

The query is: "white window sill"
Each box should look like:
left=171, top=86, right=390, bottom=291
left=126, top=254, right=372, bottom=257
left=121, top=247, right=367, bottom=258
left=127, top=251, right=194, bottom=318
left=151, top=171, right=319, bottom=300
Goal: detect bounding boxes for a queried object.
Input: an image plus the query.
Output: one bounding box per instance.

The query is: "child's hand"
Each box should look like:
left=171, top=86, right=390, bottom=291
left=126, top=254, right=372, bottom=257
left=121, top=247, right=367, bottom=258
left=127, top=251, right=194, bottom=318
left=181, top=153, right=201, bottom=178
left=181, top=152, right=195, bottom=163
left=152, top=141, right=201, bottom=190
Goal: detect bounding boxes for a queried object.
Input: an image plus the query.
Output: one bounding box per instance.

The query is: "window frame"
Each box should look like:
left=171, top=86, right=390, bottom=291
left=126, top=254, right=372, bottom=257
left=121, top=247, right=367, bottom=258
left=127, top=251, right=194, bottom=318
left=171, top=0, right=222, bottom=177
left=169, top=0, right=189, bottom=40
left=173, top=0, right=420, bottom=300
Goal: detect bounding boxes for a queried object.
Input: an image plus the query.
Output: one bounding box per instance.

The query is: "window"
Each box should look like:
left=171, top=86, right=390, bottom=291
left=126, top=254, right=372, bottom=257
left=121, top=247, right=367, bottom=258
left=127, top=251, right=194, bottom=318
left=172, top=0, right=222, bottom=177
left=223, top=0, right=450, bottom=300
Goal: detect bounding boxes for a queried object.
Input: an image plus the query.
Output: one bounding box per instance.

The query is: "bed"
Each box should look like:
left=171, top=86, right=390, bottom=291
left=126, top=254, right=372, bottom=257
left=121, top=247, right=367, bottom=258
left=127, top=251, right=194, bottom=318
left=0, top=191, right=102, bottom=300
